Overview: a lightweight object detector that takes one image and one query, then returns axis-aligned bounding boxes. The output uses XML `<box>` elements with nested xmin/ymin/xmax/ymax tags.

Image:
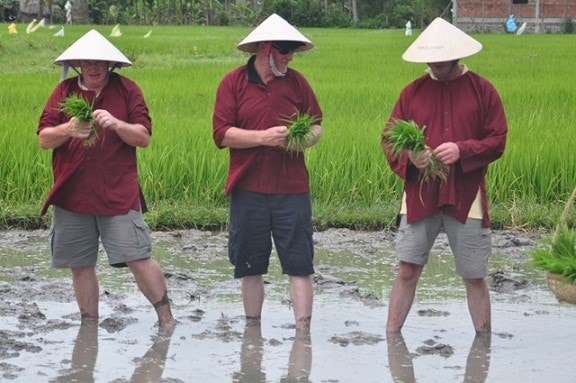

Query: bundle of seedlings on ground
<box><xmin>531</xmin><ymin>225</ymin><xmax>576</xmax><ymax>283</ymax></box>
<box><xmin>59</xmin><ymin>93</ymin><xmax>97</xmax><ymax>146</ymax></box>
<box><xmin>384</xmin><ymin>119</ymin><xmax>448</xmax><ymax>183</ymax></box>
<box><xmin>530</xmin><ymin>185</ymin><xmax>576</xmax><ymax>284</ymax></box>
<box><xmin>283</xmin><ymin>111</ymin><xmax>319</xmax><ymax>153</ymax></box>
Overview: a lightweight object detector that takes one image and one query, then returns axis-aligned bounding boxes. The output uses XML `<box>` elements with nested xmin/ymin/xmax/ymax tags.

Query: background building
<box><xmin>453</xmin><ymin>0</ymin><xmax>575</xmax><ymax>33</ymax></box>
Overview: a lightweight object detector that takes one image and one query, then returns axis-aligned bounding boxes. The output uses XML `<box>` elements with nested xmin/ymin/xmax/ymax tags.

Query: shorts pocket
<box><xmin>132</xmin><ymin>218</ymin><xmax>152</xmax><ymax>250</ymax></box>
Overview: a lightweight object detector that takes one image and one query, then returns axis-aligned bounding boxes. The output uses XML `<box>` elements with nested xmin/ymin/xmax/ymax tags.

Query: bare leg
<box><xmin>464</xmin><ymin>277</ymin><xmax>491</xmax><ymax>334</ymax></box>
<box><xmin>72</xmin><ymin>266</ymin><xmax>99</xmax><ymax>322</ymax></box>
<box><xmin>127</xmin><ymin>258</ymin><xmax>176</xmax><ymax>329</ymax></box>
<box><xmin>289</xmin><ymin>275</ymin><xmax>313</xmax><ymax>330</ymax></box>
<box><xmin>386</xmin><ymin>262</ymin><xmax>424</xmax><ymax>333</ymax></box>
<box><xmin>242</xmin><ymin>275</ymin><xmax>265</xmax><ymax>320</ymax></box>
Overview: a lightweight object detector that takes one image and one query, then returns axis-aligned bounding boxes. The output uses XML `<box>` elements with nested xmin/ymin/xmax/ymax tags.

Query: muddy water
<box><xmin>0</xmin><ymin>229</ymin><xmax>574</xmax><ymax>382</ymax></box>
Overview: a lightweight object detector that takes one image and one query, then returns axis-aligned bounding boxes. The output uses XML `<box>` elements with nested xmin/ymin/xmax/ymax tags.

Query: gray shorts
<box><xmin>50</xmin><ymin>206</ymin><xmax>152</xmax><ymax>269</ymax></box>
<box><xmin>396</xmin><ymin>214</ymin><xmax>492</xmax><ymax>279</ymax></box>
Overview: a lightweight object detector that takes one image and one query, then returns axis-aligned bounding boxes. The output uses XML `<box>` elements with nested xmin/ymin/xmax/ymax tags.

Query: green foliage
<box><xmin>8</xmin><ymin>0</ymin><xmax>450</xmax><ymax>28</ymax></box>
<box><xmin>531</xmin><ymin>226</ymin><xmax>576</xmax><ymax>282</ymax></box>
<box><xmin>562</xmin><ymin>17</ymin><xmax>574</xmax><ymax>34</ymax></box>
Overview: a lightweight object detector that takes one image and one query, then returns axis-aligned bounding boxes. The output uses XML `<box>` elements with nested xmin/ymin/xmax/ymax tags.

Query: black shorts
<box><xmin>228</xmin><ymin>190</ymin><xmax>314</xmax><ymax>278</ymax></box>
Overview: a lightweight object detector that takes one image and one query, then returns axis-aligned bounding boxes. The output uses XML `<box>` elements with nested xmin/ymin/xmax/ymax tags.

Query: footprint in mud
<box><xmin>417</xmin><ymin>308</ymin><xmax>450</xmax><ymax>317</ymax></box>
<box><xmin>330</xmin><ymin>331</ymin><xmax>385</xmax><ymax>347</ymax></box>
<box><xmin>99</xmin><ymin>317</ymin><xmax>138</xmax><ymax>333</ymax></box>
<box><xmin>416</xmin><ymin>339</ymin><xmax>454</xmax><ymax>358</ymax></box>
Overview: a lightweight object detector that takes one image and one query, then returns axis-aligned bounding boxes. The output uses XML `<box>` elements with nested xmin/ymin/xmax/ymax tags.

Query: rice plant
<box><xmin>59</xmin><ymin>93</ymin><xmax>97</xmax><ymax>146</ymax></box>
<box><xmin>282</xmin><ymin>111</ymin><xmax>319</xmax><ymax>153</ymax></box>
<box><xmin>383</xmin><ymin>119</ymin><xmax>448</xmax><ymax>183</ymax></box>
<box><xmin>2</xmin><ymin>26</ymin><xmax>576</xmax><ymax>229</ymax></box>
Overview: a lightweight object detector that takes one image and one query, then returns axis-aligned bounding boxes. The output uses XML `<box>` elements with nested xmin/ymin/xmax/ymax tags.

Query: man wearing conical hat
<box><xmin>37</xmin><ymin>30</ymin><xmax>176</xmax><ymax>329</ymax></box>
<box><xmin>382</xmin><ymin>18</ymin><xmax>508</xmax><ymax>334</ymax></box>
<box><xmin>213</xmin><ymin>14</ymin><xmax>323</xmax><ymax>330</ymax></box>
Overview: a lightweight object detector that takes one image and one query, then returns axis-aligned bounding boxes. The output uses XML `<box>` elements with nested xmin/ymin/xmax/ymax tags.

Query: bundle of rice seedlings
<box><xmin>59</xmin><ymin>93</ymin><xmax>97</xmax><ymax>146</ymax></box>
<box><xmin>383</xmin><ymin>119</ymin><xmax>448</xmax><ymax>183</ymax></box>
<box><xmin>531</xmin><ymin>225</ymin><xmax>576</xmax><ymax>283</ymax></box>
<box><xmin>530</xmin><ymin>185</ymin><xmax>576</xmax><ymax>284</ymax></box>
<box><xmin>283</xmin><ymin>111</ymin><xmax>319</xmax><ymax>153</ymax></box>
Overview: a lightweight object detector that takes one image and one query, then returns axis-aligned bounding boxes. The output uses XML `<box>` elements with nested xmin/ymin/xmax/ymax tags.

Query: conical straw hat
<box><xmin>54</xmin><ymin>29</ymin><xmax>131</xmax><ymax>67</ymax></box>
<box><xmin>402</xmin><ymin>17</ymin><xmax>482</xmax><ymax>63</ymax></box>
<box><xmin>237</xmin><ymin>13</ymin><xmax>314</xmax><ymax>53</ymax></box>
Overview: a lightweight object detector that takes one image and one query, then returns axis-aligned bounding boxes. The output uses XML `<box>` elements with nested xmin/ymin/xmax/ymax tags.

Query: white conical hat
<box><xmin>54</xmin><ymin>29</ymin><xmax>131</xmax><ymax>67</ymax></box>
<box><xmin>237</xmin><ymin>13</ymin><xmax>314</xmax><ymax>53</ymax></box>
<box><xmin>402</xmin><ymin>17</ymin><xmax>482</xmax><ymax>63</ymax></box>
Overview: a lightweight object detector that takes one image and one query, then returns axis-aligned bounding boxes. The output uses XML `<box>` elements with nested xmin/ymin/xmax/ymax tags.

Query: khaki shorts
<box><xmin>396</xmin><ymin>214</ymin><xmax>492</xmax><ymax>279</ymax></box>
<box><xmin>50</xmin><ymin>206</ymin><xmax>152</xmax><ymax>268</ymax></box>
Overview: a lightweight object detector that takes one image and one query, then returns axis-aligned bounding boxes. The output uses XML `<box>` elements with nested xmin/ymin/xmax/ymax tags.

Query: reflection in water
<box><xmin>387</xmin><ymin>333</ymin><xmax>491</xmax><ymax>383</ymax></box>
<box><xmin>463</xmin><ymin>334</ymin><xmax>491</xmax><ymax>383</ymax></box>
<box><xmin>130</xmin><ymin>326</ymin><xmax>175</xmax><ymax>382</ymax></box>
<box><xmin>281</xmin><ymin>330</ymin><xmax>313</xmax><ymax>383</ymax></box>
<box><xmin>51</xmin><ymin>322</ymin><xmax>98</xmax><ymax>383</ymax></box>
<box><xmin>233</xmin><ymin>322</ymin><xmax>266</xmax><ymax>383</ymax></box>
<box><xmin>233</xmin><ymin>323</ymin><xmax>313</xmax><ymax>383</ymax></box>
<box><xmin>52</xmin><ymin>323</ymin><xmax>174</xmax><ymax>382</ymax></box>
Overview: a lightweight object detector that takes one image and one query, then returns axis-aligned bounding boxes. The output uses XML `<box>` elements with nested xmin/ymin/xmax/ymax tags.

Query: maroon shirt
<box><xmin>384</xmin><ymin>70</ymin><xmax>507</xmax><ymax>227</ymax></box>
<box><xmin>213</xmin><ymin>56</ymin><xmax>323</xmax><ymax>196</ymax></box>
<box><xmin>37</xmin><ymin>72</ymin><xmax>152</xmax><ymax>216</ymax></box>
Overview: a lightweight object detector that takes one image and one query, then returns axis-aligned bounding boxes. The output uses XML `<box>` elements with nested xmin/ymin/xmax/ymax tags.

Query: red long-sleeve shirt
<box><xmin>37</xmin><ymin>73</ymin><xmax>151</xmax><ymax>216</ymax></box>
<box><xmin>213</xmin><ymin>56</ymin><xmax>323</xmax><ymax>196</ymax></box>
<box><xmin>384</xmin><ymin>69</ymin><xmax>507</xmax><ymax>227</ymax></box>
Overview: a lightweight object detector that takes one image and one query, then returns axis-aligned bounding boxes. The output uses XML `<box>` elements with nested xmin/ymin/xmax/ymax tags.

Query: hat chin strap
<box><xmin>269</xmin><ymin>55</ymin><xmax>286</xmax><ymax>77</ymax></box>
<box><xmin>60</xmin><ymin>62</ymin><xmax>71</xmax><ymax>82</ymax></box>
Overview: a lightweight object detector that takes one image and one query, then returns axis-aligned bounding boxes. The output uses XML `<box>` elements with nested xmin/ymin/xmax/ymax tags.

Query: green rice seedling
<box><xmin>530</xmin><ymin>185</ymin><xmax>576</xmax><ymax>283</ymax></box>
<box><xmin>283</xmin><ymin>111</ymin><xmax>319</xmax><ymax>153</ymax></box>
<box><xmin>59</xmin><ymin>93</ymin><xmax>97</xmax><ymax>146</ymax></box>
<box><xmin>384</xmin><ymin>119</ymin><xmax>448</xmax><ymax>183</ymax></box>
<box><xmin>531</xmin><ymin>225</ymin><xmax>576</xmax><ymax>283</ymax></box>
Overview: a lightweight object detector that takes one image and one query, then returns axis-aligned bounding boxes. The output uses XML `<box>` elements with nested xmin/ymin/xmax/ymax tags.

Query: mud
<box><xmin>0</xmin><ymin>228</ymin><xmax>573</xmax><ymax>382</ymax></box>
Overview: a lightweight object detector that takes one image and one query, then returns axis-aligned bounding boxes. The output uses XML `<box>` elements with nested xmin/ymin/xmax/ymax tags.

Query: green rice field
<box><xmin>1</xmin><ymin>23</ymin><xmax>575</xmax><ymax>230</ymax></box>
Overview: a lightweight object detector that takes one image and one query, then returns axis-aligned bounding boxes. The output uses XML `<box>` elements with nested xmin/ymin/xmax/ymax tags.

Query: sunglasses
<box><xmin>79</xmin><ymin>61</ymin><xmax>110</xmax><ymax>68</ymax></box>
<box><xmin>272</xmin><ymin>44</ymin><xmax>296</xmax><ymax>55</ymax></box>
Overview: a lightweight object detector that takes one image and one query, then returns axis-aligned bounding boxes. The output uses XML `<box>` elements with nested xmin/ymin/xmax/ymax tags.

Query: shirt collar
<box><xmin>246</xmin><ymin>55</ymin><xmax>263</xmax><ymax>84</ymax></box>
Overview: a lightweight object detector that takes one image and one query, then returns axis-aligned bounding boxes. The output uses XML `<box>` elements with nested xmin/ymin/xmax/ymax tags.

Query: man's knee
<box><xmin>397</xmin><ymin>262</ymin><xmax>423</xmax><ymax>281</ymax></box>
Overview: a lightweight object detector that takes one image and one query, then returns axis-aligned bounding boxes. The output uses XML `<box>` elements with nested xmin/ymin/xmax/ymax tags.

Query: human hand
<box><xmin>93</xmin><ymin>109</ymin><xmax>119</xmax><ymax>131</ymax></box>
<box><xmin>408</xmin><ymin>149</ymin><xmax>431</xmax><ymax>169</ymax></box>
<box><xmin>67</xmin><ymin>117</ymin><xmax>92</xmax><ymax>139</ymax></box>
<box><xmin>262</xmin><ymin>125</ymin><xmax>289</xmax><ymax>147</ymax></box>
<box><xmin>434</xmin><ymin>142</ymin><xmax>460</xmax><ymax>165</ymax></box>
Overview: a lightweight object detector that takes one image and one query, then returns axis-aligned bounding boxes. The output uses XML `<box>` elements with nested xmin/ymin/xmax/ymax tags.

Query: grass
<box><xmin>1</xmin><ymin>24</ymin><xmax>576</xmax><ymax>230</ymax></box>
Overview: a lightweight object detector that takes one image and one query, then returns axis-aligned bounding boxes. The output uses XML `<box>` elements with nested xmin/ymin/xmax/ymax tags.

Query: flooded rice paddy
<box><xmin>0</xmin><ymin>228</ymin><xmax>574</xmax><ymax>382</ymax></box>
